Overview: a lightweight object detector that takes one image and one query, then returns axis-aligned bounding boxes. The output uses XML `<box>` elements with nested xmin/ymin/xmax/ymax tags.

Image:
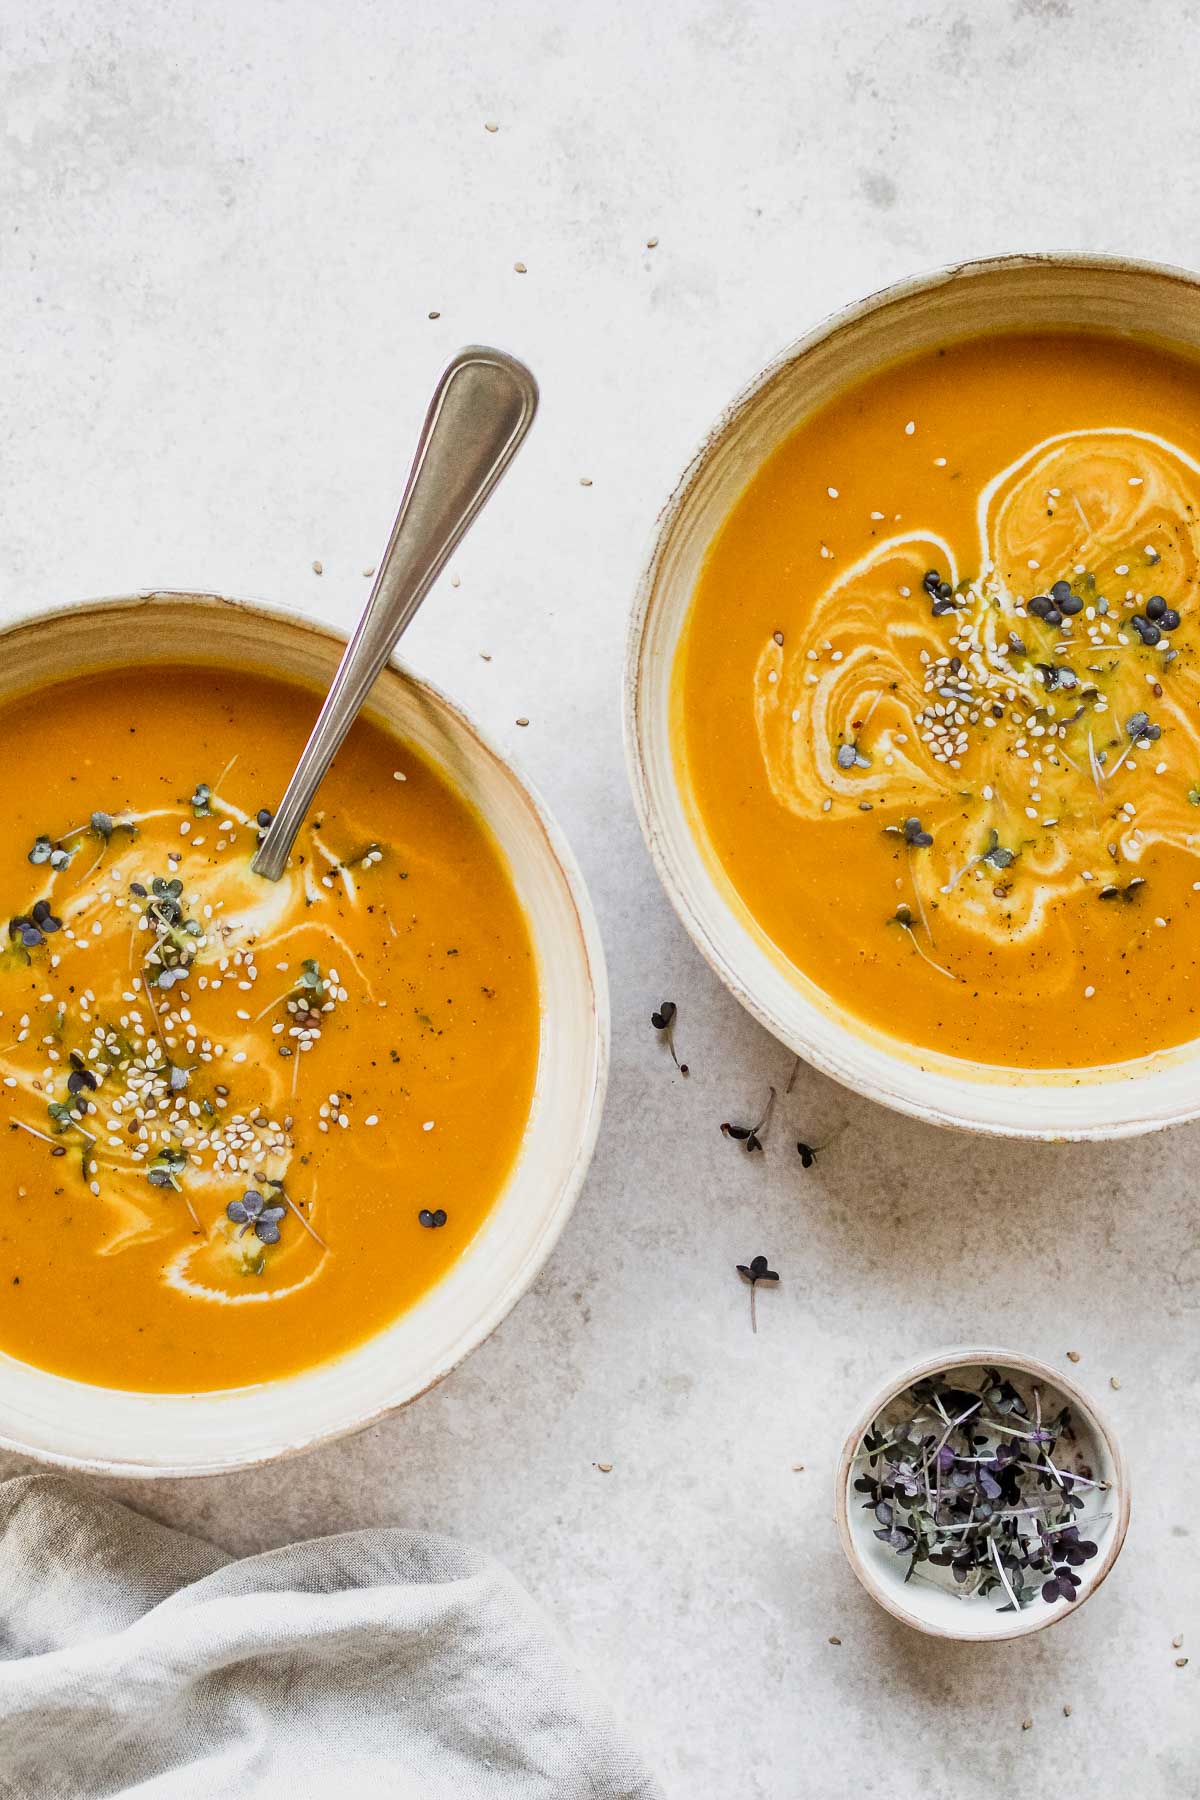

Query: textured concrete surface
<box><xmin>1</xmin><ymin>3</ymin><xmax>1197</xmax><ymax>1795</ymax></box>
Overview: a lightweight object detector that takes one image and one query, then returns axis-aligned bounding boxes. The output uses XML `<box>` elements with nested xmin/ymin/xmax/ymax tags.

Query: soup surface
<box><xmin>0</xmin><ymin>664</ymin><xmax>538</xmax><ymax>1390</ymax></box>
<box><xmin>678</xmin><ymin>330</ymin><xmax>1200</xmax><ymax>1068</ymax></box>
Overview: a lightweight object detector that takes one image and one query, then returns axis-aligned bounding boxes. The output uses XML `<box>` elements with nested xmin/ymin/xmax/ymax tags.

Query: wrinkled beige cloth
<box><xmin>0</xmin><ymin>1474</ymin><xmax>662</xmax><ymax>1800</ymax></box>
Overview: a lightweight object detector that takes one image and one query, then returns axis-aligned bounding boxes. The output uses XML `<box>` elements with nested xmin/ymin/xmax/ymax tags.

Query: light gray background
<box><xmin>0</xmin><ymin>3</ymin><xmax>1196</xmax><ymax>1795</ymax></box>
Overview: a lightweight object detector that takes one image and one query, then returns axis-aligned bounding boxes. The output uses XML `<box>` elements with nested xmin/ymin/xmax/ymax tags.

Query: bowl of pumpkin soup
<box><xmin>628</xmin><ymin>253</ymin><xmax>1200</xmax><ymax>1137</ymax></box>
<box><xmin>0</xmin><ymin>592</ymin><xmax>606</xmax><ymax>1474</ymax></box>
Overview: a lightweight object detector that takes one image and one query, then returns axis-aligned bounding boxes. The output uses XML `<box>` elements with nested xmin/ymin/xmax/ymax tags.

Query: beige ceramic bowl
<box><xmin>0</xmin><ymin>593</ymin><xmax>607</xmax><ymax>1477</ymax></box>
<box><xmin>834</xmin><ymin>1347</ymin><xmax>1130</xmax><ymax>1642</ymax></box>
<box><xmin>626</xmin><ymin>252</ymin><xmax>1200</xmax><ymax>1139</ymax></box>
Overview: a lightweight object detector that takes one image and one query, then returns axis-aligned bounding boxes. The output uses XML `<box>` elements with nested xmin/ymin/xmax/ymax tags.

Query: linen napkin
<box><xmin>0</xmin><ymin>1473</ymin><xmax>662</xmax><ymax>1800</ymax></box>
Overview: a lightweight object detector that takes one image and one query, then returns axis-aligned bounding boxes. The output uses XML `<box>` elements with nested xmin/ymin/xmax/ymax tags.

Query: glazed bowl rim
<box><xmin>0</xmin><ymin>588</ymin><xmax>609</xmax><ymax>1477</ymax></box>
<box><xmin>623</xmin><ymin>249</ymin><xmax>1200</xmax><ymax>1140</ymax></box>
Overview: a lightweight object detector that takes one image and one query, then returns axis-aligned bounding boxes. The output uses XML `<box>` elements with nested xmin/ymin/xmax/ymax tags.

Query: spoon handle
<box><xmin>252</xmin><ymin>345</ymin><xmax>538</xmax><ymax>880</ymax></box>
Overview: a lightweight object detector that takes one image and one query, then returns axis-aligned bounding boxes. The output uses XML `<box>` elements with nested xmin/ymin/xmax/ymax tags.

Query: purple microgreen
<box><xmin>147</xmin><ymin>1147</ymin><xmax>187</xmax><ymax>1192</ymax></box>
<box><xmin>735</xmin><ymin>1254</ymin><xmax>779</xmax><ymax>1333</ymax></box>
<box><xmin>7</xmin><ymin>900</ymin><xmax>64</xmax><ymax>955</ymax></box>
<box><xmin>796</xmin><ymin>1118</ymin><xmax>844</xmax><ymax>1169</ymax></box>
<box><xmin>227</xmin><ymin>1188</ymin><xmax>285</xmax><ymax>1244</ymax></box>
<box><xmin>1125</xmin><ymin>710</ymin><xmax>1161</xmax><ymax>744</ymax></box>
<box><xmin>923</xmin><ymin>567</ymin><xmax>961</xmax><ymax>617</ymax></box>
<box><xmin>137</xmin><ymin>876</ymin><xmax>204</xmax><ymax>988</ymax></box>
<box><xmin>147</xmin><ymin>1146</ymin><xmax>200</xmax><ymax>1229</ymax></box>
<box><xmin>889</xmin><ymin>906</ymin><xmax>957</xmax><ymax>982</ymax></box>
<box><xmin>981</xmin><ymin>829</ymin><xmax>1016</xmax><ymax>871</ymax></box>
<box><xmin>721</xmin><ymin>1086</ymin><xmax>776</xmax><ymax>1154</ymax></box>
<box><xmin>650</xmin><ymin>1000</ymin><xmax>687</xmax><ymax>1075</ymax></box>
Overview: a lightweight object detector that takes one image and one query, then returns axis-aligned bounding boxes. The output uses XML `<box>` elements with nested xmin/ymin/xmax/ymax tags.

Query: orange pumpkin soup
<box><xmin>0</xmin><ymin>665</ymin><xmax>538</xmax><ymax>1390</ymax></box>
<box><xmin>678</xmin><ymin>330</ymin><xmax>1200</xmax><ymax>1068</ymax></box>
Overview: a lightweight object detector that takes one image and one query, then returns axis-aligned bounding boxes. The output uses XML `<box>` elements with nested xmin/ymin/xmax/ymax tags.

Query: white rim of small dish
<box><xmin>833</xmin><ymin>1345</ymin><xmax>1131</xmax><ymax>1641</ymax></box>
<box><xmin>624</xmin><ymin>250</ymin><xmax>1200</xmax><ymax>1139</ymax></box>
<box><xmin>0</xmin><ymin>591</ymin><xmax>609</xmax><ymax>1477</ymax></box>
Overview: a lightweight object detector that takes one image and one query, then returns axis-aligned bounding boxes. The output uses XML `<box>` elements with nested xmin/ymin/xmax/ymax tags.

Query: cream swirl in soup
<box><xmin>679</xmin><ymin>331</ymin><xmax>1200</xmax><ymax>1067</ymax></box>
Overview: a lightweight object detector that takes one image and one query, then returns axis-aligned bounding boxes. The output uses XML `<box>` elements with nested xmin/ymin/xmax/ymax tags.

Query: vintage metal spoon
<box><xmin>252</xmin><ymin>345</ymin><xmax>538</xmax><ymax>881</ymax></box>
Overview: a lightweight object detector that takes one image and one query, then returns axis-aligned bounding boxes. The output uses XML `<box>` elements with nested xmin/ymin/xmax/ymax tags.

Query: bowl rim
<box><xmin>623</xmin><ymin>249</ymin><xmax>1200</xmax><ymax>1140</ymax></box>
<box><xmin>0</xmin><ymin>588</ymin><xmax>610</xmax><ymax>1478</ymax></box>
<box><xmin>832</xmin><ymin>1344</ymin><xmax>1131</xmax><ymax>1641</ymax></box>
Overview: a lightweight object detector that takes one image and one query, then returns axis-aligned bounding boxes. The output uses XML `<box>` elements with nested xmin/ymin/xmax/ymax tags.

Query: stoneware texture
<box><xmin>0</xmin><ymin>3</ymin><xmax>1196</xmax><ymax>1797</ymax></box>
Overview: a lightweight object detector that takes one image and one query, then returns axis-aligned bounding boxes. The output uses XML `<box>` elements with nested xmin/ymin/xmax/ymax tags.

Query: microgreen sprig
<box><xmin>721</xmin><ymin>1087</ymin><xmax>775</xmax><ymax>1154</ymax></box>
<box><xmin>650</xmin><ymin>1000</ymin><xmax>688</xmax><ymax>1075</ymax></box>
<box><xmin>735</xmin><ymin>1255</ymin><xmax>779</xmax><ymax>1334</ymax></box>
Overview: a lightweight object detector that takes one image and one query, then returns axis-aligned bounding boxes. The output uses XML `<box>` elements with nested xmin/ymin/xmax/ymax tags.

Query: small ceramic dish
<box><xmin>0</xmin><ymin>592</ymin><xmax>608</xmax><ymax>1477</ymax></box>
<box><xmin>834</xmin><ymin>1346</ymin><xmax>1130</xmax><ymax>1641</ymax></box>
<box><xmin>625</xmin><ymin>252</ymin><xmax>1200</xmax><ymax>1138</ymax></box>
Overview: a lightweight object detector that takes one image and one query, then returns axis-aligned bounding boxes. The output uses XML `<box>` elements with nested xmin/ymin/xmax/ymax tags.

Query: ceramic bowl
<box><xmin>0</xmin><ymin>592</ymin><xmax>608</xmax><ymax>1477</ymax></box>
<box><xmin>834</xmin><ymin>1347</ymin><xmax>1130</xmax><ymax>1641</ymax></box>
<box><xmin>625</xmin><ymin>251</ymin><xmax>1200</xmax><ymax>1138</ymax></box>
